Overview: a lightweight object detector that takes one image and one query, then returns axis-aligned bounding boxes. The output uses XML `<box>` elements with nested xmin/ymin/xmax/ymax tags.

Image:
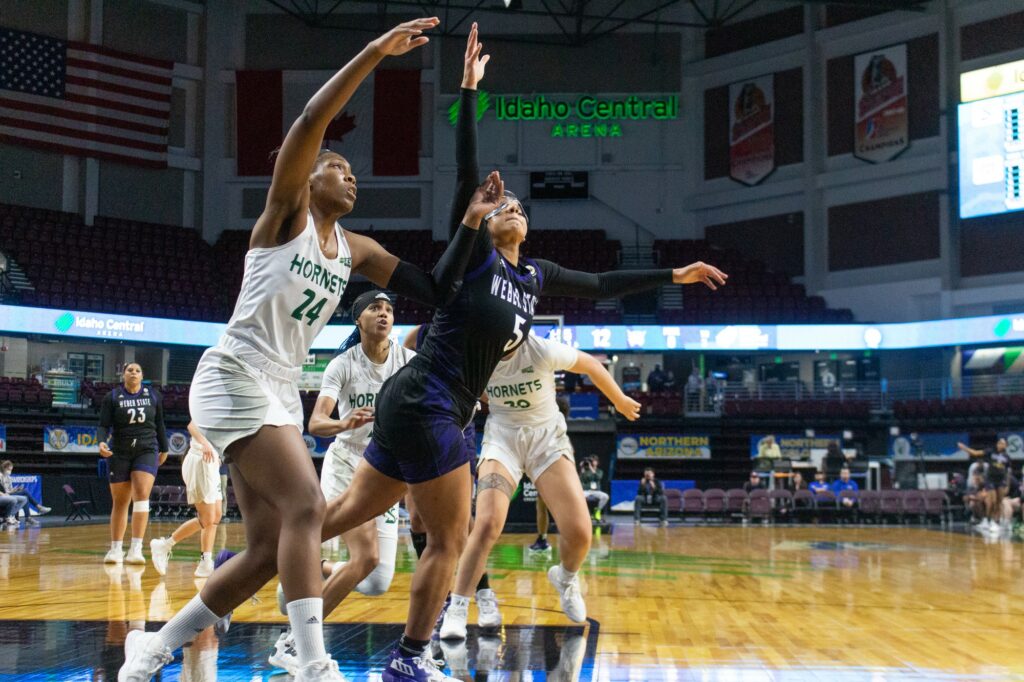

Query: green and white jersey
<box><xmin>485</xmin><ymin>333</ymin><xmax>578</xmax><ymax>427</ymax></box>
<box><xmin>320</xmin><ymin>340</ymin><xmax>416</xmax><ymax>453</ymax></box>
<box><xmin>223</xmin><ymin>213</ymin><xmax>351</xmax><ymax>369</ymax></box>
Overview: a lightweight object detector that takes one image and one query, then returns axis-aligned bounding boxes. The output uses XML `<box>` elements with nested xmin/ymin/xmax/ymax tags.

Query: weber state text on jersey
<box><xmin>99</xmin><ymin>385</ymin><xmax>168</xmax><ymax>449</ymax></box>
<box><xmin>412</xmin><ymin>227</ymin><xmax>541</xmax><ymax>403</ymax></box>
<box><xmin>485</xmin><ymin>334</ymin><xmax>578</xmax><ymax>427</ymax></box>
<box><xmin>320</xmin><ymin>340</ymin><xmax>416</xmax><ymax>453</ymax></box>
<box><xmin>223</xmin><ymin>213</ymin><xmax>352</xmax><ymax>369</ymax></box>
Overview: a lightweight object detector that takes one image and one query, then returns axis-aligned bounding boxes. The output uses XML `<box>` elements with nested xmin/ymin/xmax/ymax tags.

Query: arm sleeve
<box><xmin>97</xmin><ymin>392</ymin><xmax>113</xmax><ymax>442</ymax></box>
<box><xmin>386</xmin><ymin>223</ymin><xmax>481</xmax><ymax>307</ymax></box>
<box><xmin>534</xmin><ymin>259</ymin><xmax>674</xmax><ymax>300</ymax></box>
<box><xmin>154</xmin><ymin>393</ymin><xmax>168</xmax><ymax>452</ymax></box>
<box><xmin>319</xmin><ymin>357</ymin><xmax>348</xmax><ymax>402</ymax></box>
<box><xmin>449</xmin><ymin>88</ymin><xmax>480</xmax><ymax>241</ymax></box>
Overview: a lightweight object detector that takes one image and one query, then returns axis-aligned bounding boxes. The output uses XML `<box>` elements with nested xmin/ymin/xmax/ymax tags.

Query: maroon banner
<box><xmin>372</xmin><ymin>69</ymin><xmax>421</xmax><ymax>176</ymax></box>
<box><xmin>854</xmin><ymin>44</ymin><xmax>908</xmax><ymax>163</ymax></box>
<box><xmin>729</xmin><ymin>75</ymin><xmax>775</xmax><ymax>186</ymax></box>
<box><xmin>236</xmin><ymin>70</ymin><xmax>283</xmax><ymax>176</ymax></box>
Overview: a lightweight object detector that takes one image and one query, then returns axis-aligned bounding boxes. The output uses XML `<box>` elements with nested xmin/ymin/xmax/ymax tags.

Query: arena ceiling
<box><xmin>262</xmin><ymin>0</ymin><xmax>931</xmax><ymax>45</ymax></box>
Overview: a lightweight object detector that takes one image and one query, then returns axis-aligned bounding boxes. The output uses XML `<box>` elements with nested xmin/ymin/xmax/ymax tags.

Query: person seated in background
<box><xmin>634</xmin><ymin>467</ymin><xmax>668</xmax><ymax>527</ymax></box>
<box><xmin>809</xmin><ymin>470</ymin><xmax>830</xmax><ymax>496</ymax></box>
<box><xmin>647</xmin><ymin>364</ymin><xmax>667</xmax><ymax>392</ymax></box>
<box><xmin>757</xmin><ymin>435</ymin><xmax>782</xmax><ymax>461</ymax></box>
<box><xmin>824</xmin><ymin>441</ymin><xmax>846</xmax><ymax>477</ymax></box>
<box><xmin>579</xmin><ymin>455</ymin><xmax>609</xmax><ymax>521</ymax></box>
<box><xmin>743</xmin><ymin>471</ymin><xmax>764</xmax><ymax>493</ymax></box>
<box><xmin>0</xmin><ymin>461</ymin><xmax>49</xmax><ymax>518</ymax></box>
<box><xmin>831</xmin><ymin>467</ymin><xmax>859</xmax><ymax>508</ymax></box>
<box><xmin>1000</xmin><ymin>471</ymin><xmax>1022</xmax><ymax>531</ymax></box>
<box><xmin>788</xmin><ymin>471</ymin><xmax>807</xmax><ymax>492</ymax></box>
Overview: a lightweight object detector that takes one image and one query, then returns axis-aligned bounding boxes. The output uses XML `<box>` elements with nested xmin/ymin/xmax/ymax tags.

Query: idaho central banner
<box><xmin>729</xmin><ymin>75</ymin><xmax>775</xmax><ymax>186</ymax></box>
<box><xmin>854</xmin><ymin>44</ymin><xmax>908</xmax><ymax>163</ymax></box>
<box><xmin>617</xmin><ymin>434</ymin><xmax>711</xmax><ymax>460</ymax></box>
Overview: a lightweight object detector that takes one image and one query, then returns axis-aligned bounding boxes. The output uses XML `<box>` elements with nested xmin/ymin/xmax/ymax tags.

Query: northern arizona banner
<box><xmin>0</xmin><ymin>425</ymin><xmax>5</xmax><ymax>453</ymax></box>
<box><xmin>44</xmin><ymin>425</ymin><xmax>99</xmax><ymax>453</ymax></box>
<box><xmin>729</xmin><ymin>75</ymin><xmax>775</xmax><ymax>186</ymax></box>
<box><xmin>749</xmin><ymin>434</ymin><xmax>841</xmax><ymax>460</ymax></box>
<box><xmin>854</xmin><ymin>43</ymin><xmax>908</xmax><ymax>163</ymax></box>
<box><xmin>617</xmin><ymin>434</ymin><xmax>711</xmax><ymax>460</ymax></box>
<box><xmin>889</xmin><ymin>432</ymin><xmax>969</xmax><ymax>461</ymax></box>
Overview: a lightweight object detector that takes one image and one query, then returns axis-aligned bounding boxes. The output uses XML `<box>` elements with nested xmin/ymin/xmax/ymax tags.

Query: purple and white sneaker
<box><xmin>381</xmin><ymin>648</ymin><xmax>458</xmax><ymax>681</ymax></box>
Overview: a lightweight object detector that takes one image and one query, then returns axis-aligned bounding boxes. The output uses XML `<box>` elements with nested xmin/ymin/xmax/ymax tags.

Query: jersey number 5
<box><xmin>503</xmin><ymin>315</ymin><xmax>527</xmax><ymax>352</ymax></box>
<box><xmin>291</xmin><ymin>288</ymin><xmax>328</xmax><ymax>327</ymax></box>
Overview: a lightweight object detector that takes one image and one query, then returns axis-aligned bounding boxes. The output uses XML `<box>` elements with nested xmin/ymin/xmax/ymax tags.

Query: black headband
<box><xmin>351</xmin><ymin>290</ymin><xmax>394</xmax><ymax>322</ymax></box>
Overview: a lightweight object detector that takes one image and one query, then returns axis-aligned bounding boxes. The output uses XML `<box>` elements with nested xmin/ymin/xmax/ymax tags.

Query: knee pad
<box><xmin>355</xmin><ymin>562</ymin><xmax>395</xmax><ymax>597</ymax></box>
<box><xmin>132</xmin><ymin>500</ymin><xmax>150</xmax><ymax>513</ymax></box>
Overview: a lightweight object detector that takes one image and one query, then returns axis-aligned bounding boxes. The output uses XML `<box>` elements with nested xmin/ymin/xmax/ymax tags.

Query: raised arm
<box><xmin>447</xmin><ymin>23</ymin><xmax>489</xmax><ymax>241</ymax></box>
<box><xmin>252</xmin><ymin>18</ymin><xmax>439</xmax><ymax>248</ymax></box>
<box><xmin>534</xmin><ymin>259</ymin><xmax>728</xmax><ymax>300</ymax></box>
<box><xmin>958</xmin><ymin>442</ymin><xmax>984</xmax><ymax>458</ymax></box>
<box><xmin>569</xmin><ymin>350</ymin><xmax>640</xmax><ymax>421</ymax></box>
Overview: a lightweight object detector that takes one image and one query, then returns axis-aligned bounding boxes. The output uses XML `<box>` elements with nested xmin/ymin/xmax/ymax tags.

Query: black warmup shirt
<box><xmin>98</xmin><ymin>384</ymin><xmax>169</xmax><ymax>452</ymax></box>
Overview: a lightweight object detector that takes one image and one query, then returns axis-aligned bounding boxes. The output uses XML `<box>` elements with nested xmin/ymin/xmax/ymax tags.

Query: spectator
<box><xmin>809</xmin><ymin>471</ymin><xmax>830</xmax><ymax>496</ymax></box>
<box><xmin>684</xmin><ymin>368</ymin><xmax>702</xmax><ymax>410</ymax></box>
<box><xmin>831</xmin><ymin>467</ymin><xmax>859</xmax><ymax>508</ymax></box>
<box><xmin>788</xmin><ymin>471</ymin><xmax>807</xmax><ymax>492</ymax></box>
<box><xmin>963</xmin><ymin>470</ymin><xmax>986</xmax><ymax>523</ymax></box>
<box><xmin>634</xmin><ymin>467</ymin><xmax>668</xmax><ymax>527</ymax></box>
<box><xmin>579</xmin><ymin>455</ymin><xmax>609</xmax><ymax>520</ymax></box>
<box><xmin>743</xmin><ymin>471</ymin><xmax>764</xmax><ymax>493</ymax></box>
<box><xmin>663</xmin><ymin>370</ymin><xmax>677</xmax><ymax>392</ymax></box>
<box><xmin>0</xmin><ymin>461</ymin><xmax>48</xmax><ymax>521</ymax></box>
<box><xmin>757</xmin><ymin>435</ymin><xmax>782</xmax><ymax>461</ymax></box>
<box><xmin>1000</xmin><ymin>472</ymin><xmax>1021</xmax><ymax>530</ymax></box>
<box><xmin>824</xmin><ymin>441</ymin><xmax>846</xmax><ymax>477</ymax></box>
<box><xmin>647</xmin><ymin>364</ymin><xmax>667</xmax><ymax>392</ymax></box>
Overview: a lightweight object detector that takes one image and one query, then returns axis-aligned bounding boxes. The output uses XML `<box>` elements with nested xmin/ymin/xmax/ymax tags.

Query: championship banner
<box><xmin>617</xmin><ymin>434</ymin><xmax>711</xmax><ymax>460</ymax></box>
<box><xmin>166</xmin><ymin>429</ymin><xmax>190</xmax><ymax>456</ymax></box>
<box><xmin>749</xmin><ymin>434</ymin><xmax>841</xmax><ymax>460</ymax></box>
<box><xmin>889</xmin><ymin>432</ymin><xmax>968</xmax><ymax>461</ymax></box>
<box><xmin>0</xmin><ymin>425</ymin><xmax>5</xmax><ymax>453</ymax></box>
<box><xmin>854</xmin><ymin>44</ymin><xmax>909</xmax><ymax>163</ymax></box>
<box><xmin>729</xmin><ymin>75</ymin><xmax>775</xmax><ymax>186</ymax></box>
<box><xmin>43</xmin><ymin>425</ymin><xmax>99</xmax><ymax>453</ymax></box>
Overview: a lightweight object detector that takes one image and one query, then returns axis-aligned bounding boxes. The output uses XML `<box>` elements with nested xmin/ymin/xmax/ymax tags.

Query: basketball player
<box><xmin>440</xmin><ymin>333</ymin><xmax>639</xmax><ymax>639</ymax></box>
<box><xmin>266</xmin><ymin>290</ymin><xmax>413</xmax><ymax>676</ymax></box>
<box><xmin>959</xmin><ymin>438</ymin><xmax>1012</xmax><ymax>535</ymax></box>
<box><xmin>99</xmin><ymin>362</ymin><xmax>167</xmax><ymax>566</ymax></box>
<box><xmin>118</xmin><ymin>18</ymin><xmax>506</xmax><ymax>682</ymax></box>
<box><xmin>316</xmin><ymin>24</ymin><xmax>725</xmax><ymax>682</ymax></box>
<box><xmin>402</xmin><ymin>324</ymin><xmax>500</xmax><ymax>635</ymax></box>
<box><xmin>149</xmin><ymin>421</ymin><xmax>223</xmax><ymax>578</ymax></box>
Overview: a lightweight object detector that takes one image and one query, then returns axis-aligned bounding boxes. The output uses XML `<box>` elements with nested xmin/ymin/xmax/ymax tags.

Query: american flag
<box><xmin>0</xmin><ymin>27</ymin><xmax>172</xmax><ymax>168</ymax></box>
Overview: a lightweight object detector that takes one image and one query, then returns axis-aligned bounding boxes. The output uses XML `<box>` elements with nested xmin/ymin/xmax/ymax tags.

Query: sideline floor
<box><xmin>0</xmin><ymin>520</ymin><xmax>1021</xmax><ymax>680</ymax></box>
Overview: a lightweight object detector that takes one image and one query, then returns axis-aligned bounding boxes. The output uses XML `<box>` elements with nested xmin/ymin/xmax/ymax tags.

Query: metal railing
<box><xmin>689</xmin><ymin>374</ymin><xmax>1024</xmax><ymax>413</ymax></box>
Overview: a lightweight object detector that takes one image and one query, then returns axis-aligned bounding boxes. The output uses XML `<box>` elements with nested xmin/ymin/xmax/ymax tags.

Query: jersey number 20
<box><xmin>292</xmin><ymin>288</ymin><xmax>328</xmax><ymax>327</ymax></box>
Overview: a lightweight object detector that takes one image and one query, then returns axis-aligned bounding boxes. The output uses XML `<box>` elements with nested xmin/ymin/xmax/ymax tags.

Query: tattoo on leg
<box><xmin>477</xmin><ymin>473</ymin><xmax>514</xmax><ymax>498</ymax></box>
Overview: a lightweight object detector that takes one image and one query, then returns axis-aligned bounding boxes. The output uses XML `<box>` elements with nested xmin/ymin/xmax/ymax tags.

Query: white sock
<box><xmin>286</xmin><ymin>598</ymin><xmax>327</xmax><ymax>665</ymax></box>
<box><xmin>111</xmin><ymin>540</ymin><xmax>123</xmax><ymax>552</ymax></box>
<box><xmin>559</xmin><ymin>565</ymin><xmax>577</xmax><ymax>581</ymax></box>
<box><xmin>130</xmin><ymin>538</ymin><xmax>143</xmax><ymax>552</ymax></box>
<box><xmin>166</xmin><ymin>537</ymin><xmax>177</xmax><ymax>547</ymax></box>
<box><xmin>201</xmin><ymin>552</ymin><xmax>212</xmax><ymax>562</ymax></box>
<box><xmin>451</xmin><ymin>593</ymin><xmax>471</xmax><ymax>609</ymax></box>
<box><xmin>157</xmin><ymin>594</ymin><xmax>220</xmax><ymax>652</ymax></box>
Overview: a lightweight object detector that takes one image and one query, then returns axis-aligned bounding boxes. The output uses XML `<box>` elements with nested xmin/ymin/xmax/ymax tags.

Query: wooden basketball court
<box><xmin>1</xmin><ymin>520</ymin><xmax>1021</xmax><ymax>680</ymax></box>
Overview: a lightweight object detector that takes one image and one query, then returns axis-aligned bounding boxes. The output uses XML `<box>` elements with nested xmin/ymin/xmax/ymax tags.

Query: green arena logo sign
<box><xmin>55</xmin><ymin>312</ymin><xmax>75</xmax><ymax>333</ymax></box>
<box><xmin>449</xmin><ymin>91</ymin><xmax>678</xmax><ymax>139</ymax></box>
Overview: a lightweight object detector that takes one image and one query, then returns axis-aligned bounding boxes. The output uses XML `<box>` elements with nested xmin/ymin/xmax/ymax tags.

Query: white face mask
<box><xmin>484</xmin><ymin>190</ymin><xmax>528</xmax><ymax>225</ymax></box>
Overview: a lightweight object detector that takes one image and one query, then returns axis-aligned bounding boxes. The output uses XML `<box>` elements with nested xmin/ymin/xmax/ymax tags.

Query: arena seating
<box><xmin>0</xmin><ymin>377</ymin><xmax>53</xmax><ymax>410</ymax></box>
<box><xmin>894</xmin><ymin>395</ymin><xmax>1024</xmax><ymax>424</ymax></box>
<box><xmin>1</xmin><ymin>202</ymin><xmax>854</xmax><ymax>326</ymax></box>
<box><xmin>654</xmin><ymin>239</ymin><xmax>854</xmax><ymax>323</ymax></box>
<box><xmin>723</xmin><ymin>399</ymin><xmax>872</xmax><ymax>419</ymax></box>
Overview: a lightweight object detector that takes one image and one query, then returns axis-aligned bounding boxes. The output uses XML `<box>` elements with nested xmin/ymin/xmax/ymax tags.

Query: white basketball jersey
<box><xmin>320</xmin><ymin>340</ymin><xmax>416</xmax><ymax>452</ymax></box>
<box><xmin>485</xmin><ymin>333</ymin><xmax>577</xmax><ymax>427</ymax></box>
<box><xmin>223</xmin><ymin>213</ymin><xmax>352</xmax><ymax>369</ymax></box>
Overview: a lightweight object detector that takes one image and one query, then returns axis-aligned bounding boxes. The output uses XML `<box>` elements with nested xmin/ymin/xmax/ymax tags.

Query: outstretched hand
<box><xmin>370</xmin><ymin>17</ymin><xmax>440</xmax><ymax>57</ymax></box>
<box><xmin>614</xmin><ymin>395</ymin><xmax>642</xmax><ymax>422</ymax></box>
<box><xmin>462</xmin><ymin>22</ymin><xmax>490</xmax><ymax>89</ymax></box>
<box><xmin>464</xmin><ymin>171</ymin><xmax>505</xmax><ymax>228</ymax></box>
<box><xmin>672</xmin><ymin>262</ymin><xmax>729</xmax><ymax>290</ymax></box>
